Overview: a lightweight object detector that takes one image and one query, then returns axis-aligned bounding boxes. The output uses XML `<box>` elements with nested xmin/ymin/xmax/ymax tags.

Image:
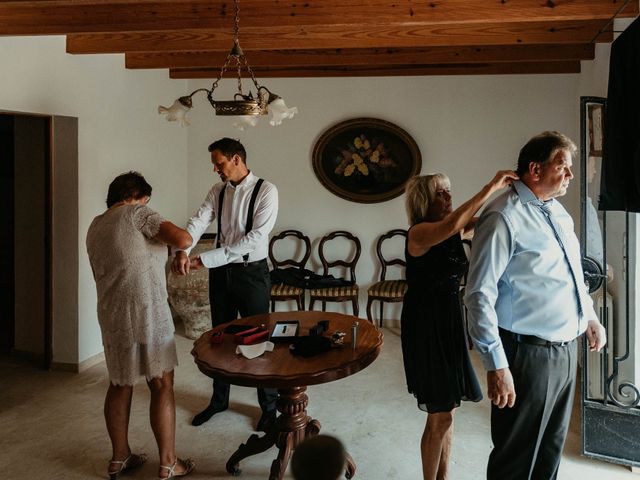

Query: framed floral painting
<box><xmin>312</xmin><ymin>118</ymin><xmax>422</xmax><ymax>203</ymax></box>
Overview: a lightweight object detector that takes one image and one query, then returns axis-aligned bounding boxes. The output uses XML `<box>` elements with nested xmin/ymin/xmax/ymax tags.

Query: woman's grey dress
<box><xmin>86</xmin><ymin>204</ymin><xmax>178</xmax><ymax>385</ymax></box>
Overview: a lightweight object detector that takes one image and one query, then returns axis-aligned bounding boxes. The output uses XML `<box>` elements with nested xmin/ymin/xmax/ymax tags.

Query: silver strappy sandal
<box><xmin>158</xmin><ymin>458</ymin><xmax>195</xmax><ymax>479</ymax></box>
<box><xmin>107</xmin><ymin>453</ymin><xmax>147</xmax><ymax>479</ymax></box>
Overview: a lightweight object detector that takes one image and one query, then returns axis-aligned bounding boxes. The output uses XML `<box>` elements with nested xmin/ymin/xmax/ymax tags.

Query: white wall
<box><xmin>185</xmin><ymin>74</ymin><xmax>581</xmax><ymax>319</ymax></box>
<box><xmin>0</xmin><ymin>36</ymin><xmax>189</xmax><ymax>364</ymax></box>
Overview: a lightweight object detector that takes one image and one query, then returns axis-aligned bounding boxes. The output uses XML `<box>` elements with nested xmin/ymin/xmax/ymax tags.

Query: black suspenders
<box><xmin>216</xmin><ymin>178</ymin><xmax>265</xmax><ymax>265</ymax></box>
<box><xmin>245</xmin><ymin>178</ymin><xmax>264</xmax><ymax>232</ymax></box>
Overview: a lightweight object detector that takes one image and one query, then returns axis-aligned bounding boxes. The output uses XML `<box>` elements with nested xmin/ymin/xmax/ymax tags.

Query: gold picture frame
<box><xmin>312</xmin><ymin>118</ymin><xmax>422</xmax><ymax>203</ymax></box>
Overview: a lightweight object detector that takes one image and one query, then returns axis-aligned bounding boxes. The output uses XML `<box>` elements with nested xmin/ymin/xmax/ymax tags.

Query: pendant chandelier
<box><xmin>158</xmin><ymin>0</ymin><xmax>297</xmax><ymax>130</ymax></box>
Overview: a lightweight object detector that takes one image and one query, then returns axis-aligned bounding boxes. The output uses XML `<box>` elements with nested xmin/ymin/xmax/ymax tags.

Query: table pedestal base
<box><xmin>225</xmin><ymin>386</ymin><xmax>356</xmax><ymax>480</ymax></box>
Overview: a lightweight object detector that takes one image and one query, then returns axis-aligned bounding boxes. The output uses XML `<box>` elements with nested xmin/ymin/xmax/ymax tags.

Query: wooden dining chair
<box><xmin>269</xmin><ymin>229</ymin><xmax>312</xmax><ymax>311</ymax></box>
<box><xmin>366</xmin><ymin>229</ymin><xmax>408</xmax><ymax>327</ymax></box>
<box><xmin>308</xmin><ymin>230</ymin><xmax>361</xmax><ymax>316</ymax></box>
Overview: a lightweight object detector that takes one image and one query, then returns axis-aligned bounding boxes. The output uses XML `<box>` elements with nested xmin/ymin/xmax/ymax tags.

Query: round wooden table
<box><xmin>191</xmin><ymin>311</ymin><xmax>383</xmax><ymax>479</ymax></box>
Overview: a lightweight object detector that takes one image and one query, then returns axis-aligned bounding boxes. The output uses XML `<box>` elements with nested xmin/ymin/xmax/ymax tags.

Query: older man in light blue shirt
<box><xmin>464</xmin><ymin>131</ymin><xmax>606</xmax><ymax>480</ymax></box>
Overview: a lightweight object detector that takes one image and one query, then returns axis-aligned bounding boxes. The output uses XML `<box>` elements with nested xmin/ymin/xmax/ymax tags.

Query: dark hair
<box><xmin>208</xmin><ymin>137</ymin><xmax>247</xmax><ymax>164</ymax></box>
<box><xmin>106</xmin><ymin>171</ymin><xmax>152</xmax><ymax>208</ymax></box>
<box><xmin>516</xmin><ymin>131</ymin><xmax>577</xmax><ymax>176</ymax></box>
<box><xmin>291</xmin><ymin>435</ymin><xmax>346</xmax><ymax>480</ymax></box>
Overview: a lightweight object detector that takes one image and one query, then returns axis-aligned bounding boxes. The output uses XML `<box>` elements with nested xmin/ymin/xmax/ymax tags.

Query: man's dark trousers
<box><xmin>208</xmin><ymin>259</ymin><xmax>277</xmax><ymax>413</ymax></box>
<box><xmin>487</xmin><ymin>331</ymin><xmax>577</xmax><ymax>480</ymax></box>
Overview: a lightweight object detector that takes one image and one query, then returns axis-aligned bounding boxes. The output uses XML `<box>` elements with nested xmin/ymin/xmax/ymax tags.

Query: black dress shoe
<box><xmin>256</xmin><ymin>410</ymin><xmax>277</xmax><ymax>433</ymax></box>
<box><xmin>191</xmin><ymin>404</ymin><xmax>228</xmax><ymax>426</ymax></box>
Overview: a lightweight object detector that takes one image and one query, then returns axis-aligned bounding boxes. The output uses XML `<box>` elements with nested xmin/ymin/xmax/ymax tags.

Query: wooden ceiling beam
<box><xmin>1</xmin><ymin>0</ymin><xmax>637</xmax><ymax>35</ymax></box>
<box><xmin>126</xmin><ymin>44</ymin><xmax>595</xmax><ymax>69</ymax></box>
<box><xmin>168</xmin><ymin>61</ymin><xmax>582</xmax><ymax>79</ymax></box>
<box><xmin>67</xmin><ymin>20</ymin><xmax>613</xmax><ymax>54</ymax></box>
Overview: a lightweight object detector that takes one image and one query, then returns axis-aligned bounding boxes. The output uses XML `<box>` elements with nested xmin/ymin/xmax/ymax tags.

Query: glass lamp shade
<box><xmin>268</xmin><ymin>97</ymin><xmax>298</xmax><ymax>126</ymax></box>
<box><xmin>158</xmin><ymin>98</ymin><xmax>192</xmax><ymax>127</ymax></box>
<box><xmin>232</xmin><ymin>115</ymin><xmax>260</xmax><ymax>131</ymax></box>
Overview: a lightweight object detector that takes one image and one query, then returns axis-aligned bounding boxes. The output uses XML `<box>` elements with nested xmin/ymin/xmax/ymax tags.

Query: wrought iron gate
<box><xmin>580</xmin><ymin>96</ymin><xmax>640</xmax><ymax>468</ymax></box>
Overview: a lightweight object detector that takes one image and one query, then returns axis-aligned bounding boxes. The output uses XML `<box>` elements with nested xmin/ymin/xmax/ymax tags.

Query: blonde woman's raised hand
<box><xmin>489</xmin><ymin>170</ymin><xmax>519</xmax><ymax>191</ymax></box>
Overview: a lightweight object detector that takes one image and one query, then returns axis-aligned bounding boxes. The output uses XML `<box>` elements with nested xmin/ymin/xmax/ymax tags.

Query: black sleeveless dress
<box><xmin>400</xmin><ymin>232</ymin><xmax>482</xmax><ymax>413</ymax></box>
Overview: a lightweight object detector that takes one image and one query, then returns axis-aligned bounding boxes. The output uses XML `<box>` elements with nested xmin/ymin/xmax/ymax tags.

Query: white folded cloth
<box><xmin>235</xmin><ymin>341</ymin><xmax>275</xmax><ymax>360</ymax></box>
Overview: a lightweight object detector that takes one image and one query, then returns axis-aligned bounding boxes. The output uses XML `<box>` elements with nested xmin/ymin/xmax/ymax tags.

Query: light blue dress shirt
<box><xmin>464</xmin><ymin>181</ymin><xmax>597</xmax><ymax>371</ymax></box>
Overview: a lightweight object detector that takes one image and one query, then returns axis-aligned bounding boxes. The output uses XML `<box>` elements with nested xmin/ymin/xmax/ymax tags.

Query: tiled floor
<box><xmin>0</xmin><ymin>325</ymin><xmax>637</xmax><ymax>479</ymax></box>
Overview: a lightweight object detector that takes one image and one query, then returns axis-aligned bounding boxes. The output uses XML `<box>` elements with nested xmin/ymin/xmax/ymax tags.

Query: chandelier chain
<box><xmin>237</xmin><ymin>61</ymin><xmax>243</xmax><ymax>95</ymax></box>
<box><xmin>232</xmin><ymin>0</ymin><xmax>260</xmax><ymax>95</ymax></box>
<box><xmin>234</xmin><ymin>0</ymin><xmax>240</xmax><ymax>40</ymax></box>
<box><xmin>211</xmin><ymin>54</ymin><xmax>234</xmax><ymax>92</ymax></box>
<box><xmin>242</xmin><ymin>56</ymin><xmax>262</xmax><ymax>93</ymax></box>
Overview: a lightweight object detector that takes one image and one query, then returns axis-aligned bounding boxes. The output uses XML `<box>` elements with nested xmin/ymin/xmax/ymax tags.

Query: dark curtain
<box><xmin>599</xmin><ymin>17</ymin><xmax>640</xmax><ymax>212</ymax></box>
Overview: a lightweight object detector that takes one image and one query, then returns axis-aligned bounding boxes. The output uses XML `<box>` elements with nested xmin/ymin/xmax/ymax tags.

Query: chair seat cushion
<box><xmin>271</xmin><ymin>284</ymin><xmax>304</xmax><ymax>297</ymax></box>
<box><xmin>367</xmin><ymin>280</ymin><xmax>407</xmax><ymax>298</ymax></box>
<box><xmin>309</xmin><ymin>285</ymin><xmax>359</xmax><ymax>297</ymax></box>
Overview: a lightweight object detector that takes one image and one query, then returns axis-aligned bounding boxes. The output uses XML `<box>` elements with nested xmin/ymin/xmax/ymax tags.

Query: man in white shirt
<box><xmin>172</xmin><ymin>138</ymin><xmax>278</xmax><ymax>431</ymax></box>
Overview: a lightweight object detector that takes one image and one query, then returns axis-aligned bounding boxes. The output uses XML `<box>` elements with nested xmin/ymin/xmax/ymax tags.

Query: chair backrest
<box><xmin>318</xmin><ymin>230</ymin><xmax>361</xmax><ymax>283</ymax></box>
<box><xmin>376</xmin><ymin>229</ymin><xmax>407</xmax><ymax>281</ymax></box>
<box><xmin>269</xmin><ymin>230</ymin><xmax>312</xmax><ymax>269</ymax></box>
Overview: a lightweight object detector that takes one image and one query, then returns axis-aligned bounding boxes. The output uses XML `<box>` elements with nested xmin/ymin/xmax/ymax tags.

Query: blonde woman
<box><xmin>401</xmin><ymin>170</ymin><xmax>517</xmax><ymax>480</ymax></box>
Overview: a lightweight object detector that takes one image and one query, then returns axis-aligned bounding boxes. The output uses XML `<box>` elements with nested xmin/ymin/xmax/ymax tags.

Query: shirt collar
<box><xmin>227</xmin><ymin>171</ymin><xmax>255</xmax><ymax>190</ymax></box>
<box><xmin>512</xmin><ymin>180</ymin><xmax>554</xmax><ymax>208</ymax></box>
